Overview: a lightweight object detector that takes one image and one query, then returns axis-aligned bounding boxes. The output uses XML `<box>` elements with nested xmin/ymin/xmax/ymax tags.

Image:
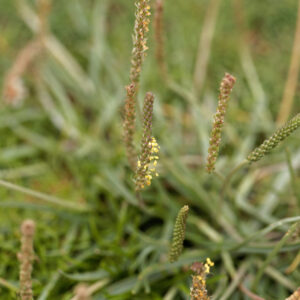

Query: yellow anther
<box><xmin>136</xmin><ymin>137</ymin><xmax>159</xmax><ymax>190</ymax></box>
<box><xmin>206</xmin><ymin>258</ymin><xmax>214</xmax><ymax>266</ymax></box>
<box><xmin>204</xmin><ymin>264</ymin><xmax>210</xmax><ymax>273</ymax></box>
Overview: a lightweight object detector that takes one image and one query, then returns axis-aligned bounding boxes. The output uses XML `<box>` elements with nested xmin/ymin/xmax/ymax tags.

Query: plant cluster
<box><xmin>0</xmin><ymin>0</ymin><xmax>299</xmax><ymax>299</ymax></box>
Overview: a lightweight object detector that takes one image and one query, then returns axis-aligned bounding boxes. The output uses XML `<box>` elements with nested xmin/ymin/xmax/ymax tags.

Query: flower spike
<box><xmin>206</xmin><ymin>73</ymin><xmax>236</xmax><ymax>173</ymax></box>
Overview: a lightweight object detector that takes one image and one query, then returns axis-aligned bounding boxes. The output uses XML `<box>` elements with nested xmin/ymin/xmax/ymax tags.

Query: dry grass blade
<box><xmin>193</xmin><ymin>0</ymin><xmax>222</xmax><ymax>95</ymax></box>
<box><xmin>285</xmin><ymin>251</ymin><xmax>300</xmax><ymax>274</ymax></box>
<box><xmin>277</xmin><ymin>0</ymin><xmax>300</xmax><ymax>126</ymax></box>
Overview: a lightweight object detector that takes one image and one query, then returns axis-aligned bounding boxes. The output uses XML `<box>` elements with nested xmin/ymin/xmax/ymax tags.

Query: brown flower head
<box><xmin>206</xmin><ymin>73</ymin><xmax>236</xmax><ymax>173</ymax></box>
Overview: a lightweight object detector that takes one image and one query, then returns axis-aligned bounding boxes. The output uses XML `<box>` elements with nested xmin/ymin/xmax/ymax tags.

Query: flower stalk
<box><xmin>247</xmin><ymin>113</ymin><xmax>300</xmax><ymax>163</ymax></box>
<box><xmin>18</xmin><ymin>220</ymin><xmax>36</xmax><ymax>300</ymax></box>
<box><xmin>169</xmin><ymin>205</ymin><xmax>189</xmax><ymax>262</ymax></box>
<box><xmin>3</xmin><ymin>40</ymin><xmax>42</xmax><ymax>105</ymax></box>
<box><xmin>124</xmin><ymin>0</ymin><xmax>151</xmax><ymax>170</ymax></box>
<box><xmin>206</xmin><ymin>73</ymin><xmax>236</xmax><ymax>173</ymax></box>
<box><xmin>190</xmin><ymin>259</ymin><xmax>214</xmax><ymax>300</ymax></box>
<box><xmin>285</xmin><ymin>287</ymin><xmax>300</xmax><ymax>300</ymax></box>
<box><xmin>130</xmin><ymin>0</ymin><xmax>151</xmax><ymax>85</ymax></box>
<box><xmin>2</xmin><ymin>0</ymin><xmax>50</xmax><ymax>106</ymax></box>
<box><xmin>135</xmin><ymin>92</ymin><xmax>159</xmax><ymax>190</ymax></box>
<box><xmin>124</xmin><ymin>84</ymin><xmax>138</xmax><ymax>170</ymax></box>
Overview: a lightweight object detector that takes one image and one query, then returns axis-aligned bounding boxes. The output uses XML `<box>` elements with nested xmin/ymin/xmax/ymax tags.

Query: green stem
<box><xmin>229</xmin><ymin>216</ymin><xmax>300</xmax><ymax>252</ymax></box>
<box><xmin>220</xmin><ymin>252</ymin><xmax>249</xmax><ymax>300</ymax></box>
<box><xmin>221</xmin><ymin>160</ymin><xmax>249</xmax><ymax>198</ymax></box>
<box><xmin>0</xmin><ymin>179</ymin><xmax>90</xmax><ymax>212</ymax></box>
<box><xmin>0</xmin><ymin>277</ymin><xmax>18</xmax><ymax>293</ymax></box>
<box><xmin>285</xmin><ymin>148</ymin><xmax>300</xmax><ymax>210</ymax></box>
<box><xmin>285</xmin><ymin>250</ymin><xmax>300</xmax><ymax>274</ymax></box>
<box><xmin>213</xmin><ymin>170</ymin><xmax>225</xmax><ymax>181</ymax></box>
<box><xmin>252</xmin><ymin>221</ymin><xmax>300</xmax><ymax>291</ymax></box>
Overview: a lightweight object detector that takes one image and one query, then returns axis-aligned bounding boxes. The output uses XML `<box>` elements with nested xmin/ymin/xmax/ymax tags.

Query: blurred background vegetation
<box><xmin>0</xmin><ymin>0</ymin><xmax>299</xmax><ymax>299</ymax></box>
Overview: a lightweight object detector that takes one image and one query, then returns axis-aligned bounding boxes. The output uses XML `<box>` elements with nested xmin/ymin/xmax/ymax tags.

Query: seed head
<box><xmin>190</xmin><ymin>258</ymin><xmax>214</xmax><ymax>300</ymax></box>
<box><xmin>130</xmin><ymin>0</ymin><xmax>151</xmax><ymax>85</ymax></box>
<box><xmin>124</xmin><ymin>84</ymin><xmax>137</xmax><ymax>170</ymax></box>
<box><xmin>169</xmin><ymin>205</ymin><xmax>189</xmax><ymax>262</ymax></box>
<box><xmin>3</xmin><ymin>76</ymin><xmax>26</xmax><ymax>106</ymax></box>
<box><xmin>135</xmin><ymin>92</ymin><xmax>159</xmax><ymax>190</ymax></box>
<box><xmin>74</xmin><ymin>284</ymin><xmax>90</xmax><ymax>300</ymax></box>
<box><xmin>247</xmin><ymin>113</ymin><xmax>300</xmax><ymax>162</ymax></box>
<box><xmin>18</xmin><ymin>219</ymin><xmax>36</xmax><ymax>300</ymax></box>
<box><xmin>124</xmin><ymin>0</ymin><xmax>151</xmax><ymax>171</ymax></box>
<box><xmin>285</xmin><ymin>287</ymin><xmax>300</xmax><ymax>300</ymax></box>
<box><xmin>3</xmin><ymin>39</ymin><xmax>43</xmax><ymax>106</ymax></box>
<box><xmin>206</xmin><ymin>73</ymin><xmax>236</xmax><ymax>173</ymax></box>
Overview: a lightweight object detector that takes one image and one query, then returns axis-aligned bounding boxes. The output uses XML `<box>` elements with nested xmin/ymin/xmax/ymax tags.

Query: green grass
<box><xmin>0</xmin><ymin>0</ymin><xmax>300</xmax><ymax>299</ymax></box>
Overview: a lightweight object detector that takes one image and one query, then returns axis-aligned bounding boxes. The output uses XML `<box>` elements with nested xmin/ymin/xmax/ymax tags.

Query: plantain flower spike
<box><xmin>248</xmin><ymin>113</ymin><xmax>300</xmax><ymax>163</ymax></box>
<box><xmin>124</xmin><ymin>0</ymin><xmax>151</xmax><ymax>171</ymax></box>
<box><xmin>74</xmin><ymin>284</ymin><xmax>91</xmax><ymax>300</ymax></box>
<box><xmin>124</xmin><ymin>84</ymin><xmax>138</xmax><ymax>170</ymax></box>
<box><xmin>285</xmin><ymin>287</ymin><xmax>300</xmax><ymax>300</ymax></box>
<box><xmin>190</xmin><ymin>258</ymin><xmax>214</xmax><ymax>300</ymax></box>
<box><xmin>3</xmin><ymin>40</ymin><xmax>42</xmax><ymax>106</ymax></box>
<box><xmin>169</xmin><ymin>205</ymin><xmax>189</xmax><ymax>262</ymax></box>
<box><xmin>135</xmin><ymin>92</ymin><xmax>160</xmax><ymax>190</ymax></box>
<box><xmin>18</xmin><ymin>220</ymin><xmax>36</xmax><ymax>300</ymax></box>
<box><xmin>2</xmin><ymin>0</ymin><xmax>50</xmax><ymax>106</ymax></box>
<box><xmin>206</xmin><ymin>73</ymin><xmax>236</xmax><ymax>173</ymax></box>
<box><xmin>130</xmin><ymin>0</ymin><xmax>151</xmax><ymax>85</ymax></box>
